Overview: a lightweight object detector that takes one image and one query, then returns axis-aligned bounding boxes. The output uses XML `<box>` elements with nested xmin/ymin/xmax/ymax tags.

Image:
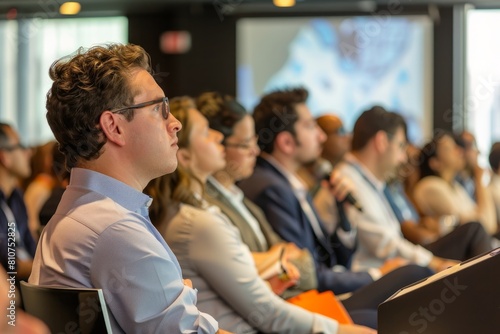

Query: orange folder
<box><xmin>286</xmin><ymin>289</ymin><xmax>353</xmax><ymax>324</ymax></box>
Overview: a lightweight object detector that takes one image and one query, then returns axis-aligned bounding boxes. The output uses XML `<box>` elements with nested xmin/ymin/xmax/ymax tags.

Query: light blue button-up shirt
<box><xmin>29</xmin><ymin>168</ymin><xmax>218</xmax><ymax>333</ymax></box>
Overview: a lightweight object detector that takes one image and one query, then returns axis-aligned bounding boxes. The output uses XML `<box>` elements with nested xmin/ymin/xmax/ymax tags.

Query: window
<box><xmin>467</xmin><ymin>9</ymin><xmax>500</xmax><ymax>159</ymax></box>
<box><xmin>0</xmin><ymin>17</ymin><xmax>127</xmax><ymax>145</ymax></box>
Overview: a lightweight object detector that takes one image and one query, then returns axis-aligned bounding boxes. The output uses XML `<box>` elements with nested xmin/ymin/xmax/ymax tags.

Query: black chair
<box><xmin>20</xmin><ymin>281</ymin><xmax>113</xmax><ymax>334</ymax></box>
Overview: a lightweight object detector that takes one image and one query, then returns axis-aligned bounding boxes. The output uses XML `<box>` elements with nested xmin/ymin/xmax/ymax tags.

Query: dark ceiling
<box><xmin>0</xmin><ymin>0</ymin><xmax>499</xmax><ymax>18</ymax></box>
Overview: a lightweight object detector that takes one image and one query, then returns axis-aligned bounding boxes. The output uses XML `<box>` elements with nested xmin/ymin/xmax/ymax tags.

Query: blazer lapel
<box><xmin>205</xmin><ymin>180</ymin><xmax>268</xmax><ymax>252</ymax></box>
<box><xmin>258</xmin><ymin>157</ymin><xmax>334</xmax><ymax>255</ymax></box>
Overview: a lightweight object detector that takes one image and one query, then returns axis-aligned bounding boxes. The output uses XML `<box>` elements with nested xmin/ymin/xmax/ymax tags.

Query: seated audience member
<box><xmin>29</xmin><ymin>44</ymin><xmax>225</xmax><ymax>334</ymax></box>
<box><xmin>314</xmin><ymin>106</ymin><xmax>456</xmax><ymax>272</ymax></box>
<box><xmin>146</xmin><ymin>96</ymin><xmax>375</xmax><ymax>334</ymax></box>
<box><xmin>384</xmin><ymin>167</ymin><xmax>493</xmax><ymax>260</ymax></box>
<box><xmin>0</xmin><ymin>123</ymin><xmax>36</xmax><ymax>282</ymax></box>
<box><xmin>23</xmin><ymin>141</ymin><xmax>57</xmax><ymax>239</ymax></box>
<box><xmin>488</xmin><ymin>142</ymin><xmax>500</xmax><ymax>232</ymax></box>
<box><xmin>1</xmin><ymin>267</ymin><xmax>49</xmax><ymax>334</ymax></box>
<box><xmin>414</xmin><ymin>132</ymin><xmax>498</xmax><ymax>235</ymax></box>
<box><xmin>401</xmin><ymin>142</ymin><xmax>421</xmax><ymax>198</ymax></box>
<box><xmin>454</xmin><ymin>131</ymin><xmax>480</xmax><ymax>200</ymax></box>
<box><xmin>298</xmin><ymin>114</ymin><xmax>351</xmax><ymax>199</ymax></box>
<box><xmin>309</xmin><ymin>114</ymin><xmax>353</xmax><ymax>235</ymax></box>
<box><xmin>37</xmin><ymin>143</ymin><xmax>69</xmax><ymax>227</ymax></box>
<box><xmin>316</xmin><ymin>115</ymin><xmax>351</xmax><ymax>167</ymax></box>
<box><xmin>238</xmin><ymin>89</ymin><xmax>433</xmax><ymax>324</ymax></box>
<box><xmin>197</xmin><ymin>92</ymin><xmax>318</xmax><ymax>297</ymax></box>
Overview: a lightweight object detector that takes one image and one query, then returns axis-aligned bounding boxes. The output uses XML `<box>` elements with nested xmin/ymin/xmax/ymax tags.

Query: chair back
<box><xmin>20</xmin><ymin>281</ymin><xmax>113</xmax><ymax>334</ymax></box>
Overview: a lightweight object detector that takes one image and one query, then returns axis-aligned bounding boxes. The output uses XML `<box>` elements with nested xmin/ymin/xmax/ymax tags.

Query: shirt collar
<box><xmin>69</xmin><ymin>168</ymin><xmax>152</xmax><ymax>217</ymax></box>
<box><xmin>260</xmin><ymin>153</ymin><xmax>308</xmax><ymax>195</ymax></box>
<box><xmin>344</xmin><ymin>153</ymin><xmax>386</xmax><ymax>192</ymax></box>
<box><xmin>207</xmin><ymin>176</ymin><xmax>244</xmax><ymax>202</ymax></box>
<box><xmin>0</xmin><ymin>188</ymin><xmax>23</xmax><ymax>204</ymax></box>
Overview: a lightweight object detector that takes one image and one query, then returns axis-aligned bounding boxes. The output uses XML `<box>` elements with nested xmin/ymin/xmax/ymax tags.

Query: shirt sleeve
<box><xmin>91</xmin><ymin>221</ymin><xmax>218</xmax><ymax>334</ymax></box>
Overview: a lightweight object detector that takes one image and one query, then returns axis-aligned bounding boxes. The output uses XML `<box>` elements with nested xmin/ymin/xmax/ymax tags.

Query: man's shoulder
<box><xmin>52</xmin><ymin>187</ymin><xmax>146</xmax><ymax>237</ymax></box>
<box><xmin>336</xmin><ymin>161</ymin><xmax>368</xmax><ymax>185</ymax></box>
<box><xmin>239</xmin><ymin>162</ymin><xmax>287</xmax><ymax>192</ymax></box>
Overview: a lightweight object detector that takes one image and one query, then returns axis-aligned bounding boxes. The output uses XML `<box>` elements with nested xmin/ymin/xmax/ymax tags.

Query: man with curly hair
<box><xmin>29</xmin><ymin>44</ymin><xmax>225</xmax><ymax>333</ymax></box>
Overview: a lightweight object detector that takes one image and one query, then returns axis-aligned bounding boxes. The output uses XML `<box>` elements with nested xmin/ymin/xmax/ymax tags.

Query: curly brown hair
<box><xmin>46</xmin><ymin>43</ymin><xmax>152</xmax><ymax>169</ymax></box>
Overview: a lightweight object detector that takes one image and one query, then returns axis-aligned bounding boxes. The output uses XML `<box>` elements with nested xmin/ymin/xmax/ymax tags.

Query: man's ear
<box><xmin>373</xmin><ymin>130</ymin><xmax>389</xmax><ymax>153</ymax></box>
<box><xmin>100</xmin><ymin>111</ymin><xmax>125</xmax><ymax>146</ymax></box>
<box><xmin>176</xmin><ymin>148</ymin><xmax>191</xmax><ymax>168</ymax></box>
<box><xmin>0</xmin><ymin>150</ymin><xmax>9</xmax><ymax>168</ymax></box>
<box><xmin>275</xmin><ymin>131</ymin><xmax>295</xmax><ymax>155</ymax></box>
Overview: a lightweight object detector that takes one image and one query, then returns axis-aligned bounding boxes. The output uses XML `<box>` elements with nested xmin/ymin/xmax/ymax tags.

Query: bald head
<box><xmin>317</xmin><ymin>114</ymin><xmax>343</xmax><ymax>134</ymax></box>
<box><xmin>316</xmin><ymin>114</ymin><xmax>351</xmax><ymax>165</ymax></box>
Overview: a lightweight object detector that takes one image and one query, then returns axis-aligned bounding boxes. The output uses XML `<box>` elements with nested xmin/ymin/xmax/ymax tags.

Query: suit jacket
<box><xmin>238</xmin><ymin>156</ymin><xmax>373</xmax><ymax>294</ymax></box>
<box><xmin>204</xmin><ymin>179</ymin><xmax>318</xmax><ymax>295</ymax></box>
<box><xmin>0</xmin><ymin>188</ymin><xmax>36</xmax><ymax>275</ymax></box>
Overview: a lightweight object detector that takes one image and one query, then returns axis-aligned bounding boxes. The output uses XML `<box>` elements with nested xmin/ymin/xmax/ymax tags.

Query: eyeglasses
<box><xmin>224</xmin><ymin>135</ymin><xmax>259</xmax><ymax>150</ymax></box>
<box><xmin>0</xmin><ymin>143</ymin><xmax>27</xmax><ymax>151</ymax></box>
<box><xmin>111</xmin><ymin>97</ymin><xmax>170</xmax><ymax>120</ymax></box>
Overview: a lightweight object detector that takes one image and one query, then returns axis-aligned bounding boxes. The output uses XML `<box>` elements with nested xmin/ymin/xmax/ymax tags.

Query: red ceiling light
<box><xmin>6</xmin><ymin>8</ymin><xmax>17</xmax><ymax>20</ymax></box>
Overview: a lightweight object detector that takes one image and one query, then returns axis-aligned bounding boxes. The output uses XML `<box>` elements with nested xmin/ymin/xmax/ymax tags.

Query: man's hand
<box><xmin>378</xmin><ymin>257</ymin><xmax>409</xmax><ymax>276</ymax></box>
<box><xmin>267</xmin><ymin>262</ymin><xmax>300</xmax><ymax>295</ymax></box>
<box><xmin>324</xmin><ymin>170</ymin><xmax>355</xmax><ymax>203</ymax></box>
<box><xmin>338</xmin><ymin>324</ymin><xmax>377</xmax><ymax>334</ymax></box>
<box><xmin>429</xmin><ymin>256</ymin><xmax>459</xmax><ymax>272</ymax></box>
<box><xmin>183</xmin><ymin>279</ymin><xmax>193</xmax><ymax>288</ymax></box>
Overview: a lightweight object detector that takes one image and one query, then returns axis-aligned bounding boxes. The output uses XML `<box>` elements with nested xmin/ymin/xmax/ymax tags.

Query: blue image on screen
<box><xmin>237</xmin><ymin>16</ymin><xmax>431</xmax><ymax>144</ymax></box>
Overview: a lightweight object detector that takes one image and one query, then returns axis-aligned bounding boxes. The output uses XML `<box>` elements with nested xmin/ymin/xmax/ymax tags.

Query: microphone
<box><xmin>343</xmin><ymin>192</ymin><xmax>364</xmax><ymax>213</ymax></box>
<box><xmin>318</xmin><ymin>160</ymin><xmax>363</xmax><ymax>212</ymax></box>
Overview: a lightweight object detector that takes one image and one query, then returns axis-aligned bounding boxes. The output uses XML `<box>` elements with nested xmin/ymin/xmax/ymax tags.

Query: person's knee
<box><xmin>460</xmin><ymin>221</ymin><xmax>484</xmax><ymax>234</ymax></box>
<box><xmin>393</xmin><ymin>264</ymin><xmax>434</xmax><ymax>281</ymax></box>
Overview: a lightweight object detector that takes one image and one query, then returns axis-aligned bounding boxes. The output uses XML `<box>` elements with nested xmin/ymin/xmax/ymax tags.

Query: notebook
<box><xmin>287</xmin><ymin>289</ymin><xmax>353</xmax><ymax>324</ymax></box>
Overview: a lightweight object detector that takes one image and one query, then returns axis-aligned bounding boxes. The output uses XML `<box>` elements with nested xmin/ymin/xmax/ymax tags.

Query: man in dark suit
<box><xmin>239</xmin><ymin>88</ymin><xmax>432</xmax><ymax>328</ymax></box>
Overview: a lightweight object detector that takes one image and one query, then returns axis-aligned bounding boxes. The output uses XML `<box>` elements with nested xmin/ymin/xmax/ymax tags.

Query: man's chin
<box><xmin>162</xmin><ymin>162</ymin><xmax>179</xmax><ymax>176</ymax></box>
<box><xmin>303</xmin><ymin>157</ymin><xmax>320</xmax><ymax>166</ymax></box>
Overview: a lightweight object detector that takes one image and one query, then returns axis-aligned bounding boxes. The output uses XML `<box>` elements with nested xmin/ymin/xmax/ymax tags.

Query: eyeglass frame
<box><xmin>223</xmin><ymin>135</ymin><xmax>259</xmax><ymax>150</ymax></box>
<box><xmin>110</xmin><ymin>97</ymin><xmax>170</xmax><ymax>120</ymax></box>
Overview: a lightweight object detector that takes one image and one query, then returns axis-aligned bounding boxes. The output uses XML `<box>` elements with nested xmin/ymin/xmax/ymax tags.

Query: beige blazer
<box><xmin>205</xmin><ymin>179</ymin><xmax>317</xmax><ymax>296</ymax></box>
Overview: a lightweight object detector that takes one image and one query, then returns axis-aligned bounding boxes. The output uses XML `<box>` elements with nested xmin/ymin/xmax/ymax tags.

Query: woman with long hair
<box><xmin>414</xmin><ymin>132</ymin><xmax>497</xmax><ymax>235</ymax></box>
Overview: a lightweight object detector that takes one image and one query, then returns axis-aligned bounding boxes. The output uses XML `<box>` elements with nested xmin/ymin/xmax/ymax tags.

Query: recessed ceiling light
<box><xmin>60</xmin><ymin>2</ymin><xmax>81</xmax><ymax>15</ymax></box>
<box><xmin>273</xmin><ymin>0</ymin><xmax>296</xmax><ymax>7</ymax></box>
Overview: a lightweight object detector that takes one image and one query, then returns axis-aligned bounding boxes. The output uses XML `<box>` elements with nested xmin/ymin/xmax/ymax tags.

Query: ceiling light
<box><xmin>273</xmin><ymin>0</ymin><xmax>296</xmax><ymax>7</ymax></box>
<box><xmin>60</xmin><ymin>2</ymin><xmax>81</xmax><ymax>15</ymax></box>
